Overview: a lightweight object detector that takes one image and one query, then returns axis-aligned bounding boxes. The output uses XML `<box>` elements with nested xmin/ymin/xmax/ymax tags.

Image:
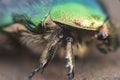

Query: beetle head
<box><xmin>97</xmin><ymin>21</ymin><xmax>120</xmax><ymax>53</ymax></box>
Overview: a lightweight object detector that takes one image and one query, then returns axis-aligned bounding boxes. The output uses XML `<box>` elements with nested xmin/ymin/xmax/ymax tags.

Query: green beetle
<box><xmin>0</xmin><ymin>0</ymin><xmax>119</xmax><ymax>80</ymax></box>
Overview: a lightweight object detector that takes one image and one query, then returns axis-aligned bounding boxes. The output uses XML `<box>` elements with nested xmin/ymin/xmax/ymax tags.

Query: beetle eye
<box><xmin>98</xmin><ymin>32</ymin><xmax>107</xmax><ymax>40</ymax></box>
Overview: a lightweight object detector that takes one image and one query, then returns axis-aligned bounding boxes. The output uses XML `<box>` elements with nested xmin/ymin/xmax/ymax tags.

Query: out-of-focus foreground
<box><xmin>0</xmin><ymin>0</ymin><xmax>120</xmax><ymax>80</ymax></box>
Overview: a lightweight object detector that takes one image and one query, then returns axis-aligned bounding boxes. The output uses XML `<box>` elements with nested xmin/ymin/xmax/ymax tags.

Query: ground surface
<box><xmin>0</xmin><ymin>0</ymin><xmax>120</xmax><ymax>80</ymax></box>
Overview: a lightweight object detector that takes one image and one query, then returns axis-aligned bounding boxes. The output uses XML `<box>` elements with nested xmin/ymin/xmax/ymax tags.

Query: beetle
<box><xmin>0</xmin><ymin>0</ymin><xmax>119</xmax><ymax>80</ymax></box>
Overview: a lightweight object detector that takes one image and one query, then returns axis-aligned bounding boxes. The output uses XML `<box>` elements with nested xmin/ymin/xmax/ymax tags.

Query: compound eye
<box><xmin>98</xmin><ymin>32</ymin><xmax>107</xmax><ymax>40</ymax></box>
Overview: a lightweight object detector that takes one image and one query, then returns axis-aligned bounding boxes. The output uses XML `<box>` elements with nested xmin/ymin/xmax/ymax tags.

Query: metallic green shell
<box><xmin>50</xmin><ymin>0</ymin><xmax>107</xmax><ymax>30</ymax></box>
<box><xmin>0</xmin><ymin>0</ymin><xmax>107</xmax><ymax>31</ymax></box>
<box><xmin>0</xmin><ymin>0</ymin><xmax>53</xmax><ymax>29</ymax></box>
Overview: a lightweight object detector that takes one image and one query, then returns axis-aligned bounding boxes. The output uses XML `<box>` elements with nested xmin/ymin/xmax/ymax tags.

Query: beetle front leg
<box><xmin>29</xmin><ymin>36</ymin><xmax>60</xmax><ymax>80</ymax></box>
<box><xmin>65</xmin><ymin>37</ymin><xmax>74</xmax><ymax>80</ymax></box>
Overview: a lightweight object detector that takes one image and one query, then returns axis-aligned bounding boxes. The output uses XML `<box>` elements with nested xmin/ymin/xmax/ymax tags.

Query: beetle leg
<box><xmin>29</xmin><ymin>37</ymin><xmax>60</xmax><ymax>80</ymax></box>
<box><xmin>40</xmin><ymin>36</ymin><xmax>60</xmax><ymax>72</ymax></box>
<box><xmin>65</xmin><ymin>37</ymin><xmax>74</xmax><ymax>80</ymax></box>
<box><xmin>29</xmin><ymin>30</ymin><xmax>62</xmax><ymax>80</ymax></box>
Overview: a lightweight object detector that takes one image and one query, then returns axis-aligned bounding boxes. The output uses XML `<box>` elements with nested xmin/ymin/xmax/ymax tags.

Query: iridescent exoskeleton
<box><xmin>0</xmin><ymin>0</ymin><xmax>119</xmax><ymax>80</ymax></box>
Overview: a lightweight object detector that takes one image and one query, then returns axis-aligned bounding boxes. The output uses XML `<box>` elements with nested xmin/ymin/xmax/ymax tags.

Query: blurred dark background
<box><xmin>0</xmin><ymin>0</ymin><xmax>120</xmax><ymax>80</ymax></box>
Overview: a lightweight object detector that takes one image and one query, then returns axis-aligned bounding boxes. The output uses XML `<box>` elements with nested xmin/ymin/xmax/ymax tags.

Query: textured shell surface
<box><xmin>0</xmin><ymin>0</ymin><xmax>53</xmax><ymax>28</ymax></box>
<box><xmin>50</xmin><ymin>0</ymin><xmax>107</xmax><ymax>30</ymax></box>
<box><xmin>0</xmin><ymin>0</ymin><xmax>107</xmax><ymax>30</ymax></box>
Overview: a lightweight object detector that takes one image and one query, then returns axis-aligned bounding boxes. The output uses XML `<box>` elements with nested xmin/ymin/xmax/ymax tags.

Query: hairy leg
<box><xmin>28</xmin><ymin>28</ymin><xmax>62</xmax><ymax>80</ymax></box>
<box><xmin>65</xmin><ymin>37</ymin><xmax>74</xmax><ymax>80</ymax></box>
